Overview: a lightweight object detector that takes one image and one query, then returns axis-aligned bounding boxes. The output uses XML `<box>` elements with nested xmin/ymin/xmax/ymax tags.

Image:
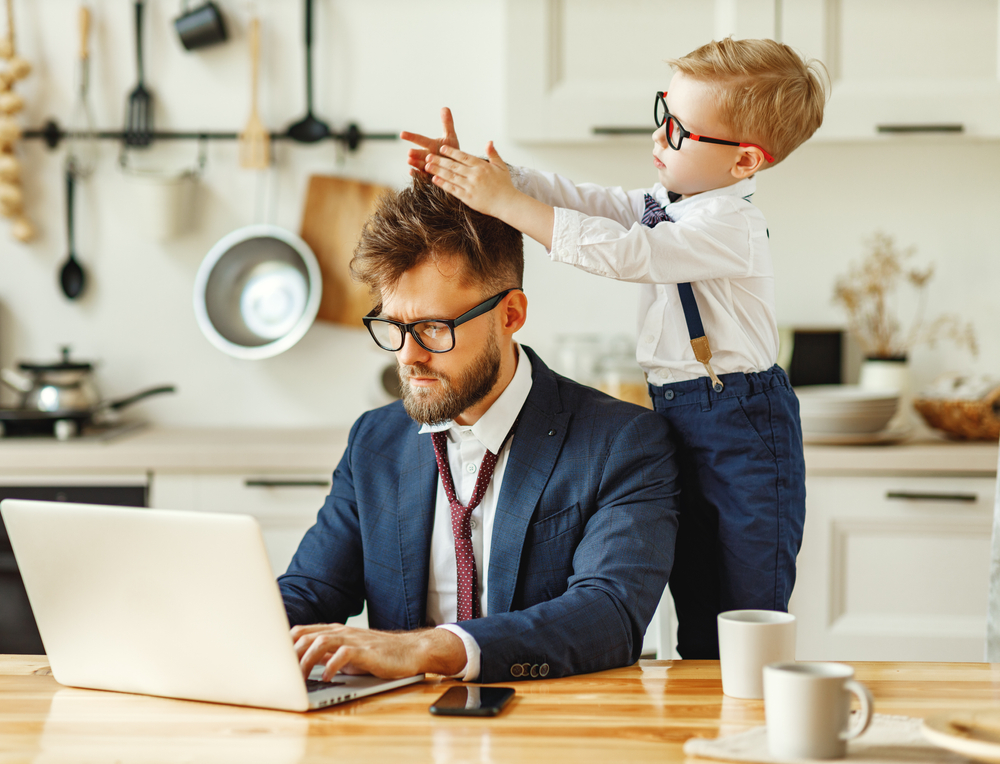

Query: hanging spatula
<box><xmin>66</xmin><ymin>4</ymin><xmax>98</xmax><ymax>177</ymax></box>
<box><xmin>124</xmin><ymin>0</ymin><xmax>153</xmax><ymax>147</ymax></box>
<box><xmin>238</xmin><ymin>17</ymin><xmax>269</xmax><ymax>169</ymax></box>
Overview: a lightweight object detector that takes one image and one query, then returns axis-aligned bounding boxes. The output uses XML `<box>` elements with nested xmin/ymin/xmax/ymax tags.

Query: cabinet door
<box><xmin>789</xmin><ymin>475</ymin><xmax>995</xmax><ymax>661</ymax></box>
<box><xmin>506</xmin><ymin>0</ymin><xmax>777</xmax><ymax>142</ymax></box>
<box><xmin>150</xmin><ymin>473</ymin><xmax>369</xmax><ymax>628</ymax></box>
<box><xmin>150</xmin><ymin>473</ymin><xmax>329</xmax><ymax>577</ymax></box>
<box><xmin>782</xmin><ymin>0</ymin><xmax>1000</xmax><ymax>138</ymax></box>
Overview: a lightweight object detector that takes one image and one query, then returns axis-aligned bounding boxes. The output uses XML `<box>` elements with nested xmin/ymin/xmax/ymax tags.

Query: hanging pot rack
<box><xmin>23</xmin><ymin>119</ymin><xmax>394</xmax><ymax>152</ymax></box>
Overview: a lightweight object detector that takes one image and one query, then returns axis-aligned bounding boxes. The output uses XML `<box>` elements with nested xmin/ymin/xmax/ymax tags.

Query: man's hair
<box><xmin>351</xmin><ymin>175</ymin><xmax>524</xmax><ymax>300</ymax></box>
<box><xmin>668</xmin><ymin>37</ymin><xmax>829</xmax><ymax>166</ymax></box>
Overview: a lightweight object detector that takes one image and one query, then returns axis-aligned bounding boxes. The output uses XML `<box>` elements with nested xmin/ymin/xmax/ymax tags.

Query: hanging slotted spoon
<box><xmin>124</xmin><ymin>0</ymin><xmax>153</xmax><ymax>147</ymax></box>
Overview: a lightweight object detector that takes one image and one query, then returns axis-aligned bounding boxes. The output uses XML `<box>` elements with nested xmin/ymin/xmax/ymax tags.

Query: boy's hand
<box><xmin>400</xmin><ymin>107</ymin><xmax>460</xmax><ymax>176</ymax></box>
<box><xmin>425</xmin><ymin>142</ymin><xmax>517</xmax><ymax>218</ymax></box>
<box><xmin>427</xmin><ymin>142</ymin><xmax>555</xmax><ymax>250</ymax></box>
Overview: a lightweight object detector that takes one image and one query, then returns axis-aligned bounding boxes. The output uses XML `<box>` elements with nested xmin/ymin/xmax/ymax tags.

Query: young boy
<box><xmin>402</xmin><ymin>38</ymin><xmax>828</xmax><ymax>659</ymax></box>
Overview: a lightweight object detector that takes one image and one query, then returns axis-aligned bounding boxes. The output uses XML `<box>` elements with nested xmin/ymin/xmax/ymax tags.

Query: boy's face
<box><xmin>651</xmin><ymin>72</ymin><xmax>745</xmax><ymax>197</ymax></box>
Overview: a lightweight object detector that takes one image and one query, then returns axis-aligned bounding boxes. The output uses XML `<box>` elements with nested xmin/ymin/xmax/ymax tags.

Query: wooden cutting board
<box><xmin>299</xmin><ymin>175</ymin><xmax>390</xmax><ymax>327</ymax></box>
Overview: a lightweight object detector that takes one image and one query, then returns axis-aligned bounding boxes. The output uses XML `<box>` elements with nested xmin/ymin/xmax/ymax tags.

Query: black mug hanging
<box><xmin>174</xmin><ymin>1</ymin><xmax>228</xmax><ymax>51</ymax></box>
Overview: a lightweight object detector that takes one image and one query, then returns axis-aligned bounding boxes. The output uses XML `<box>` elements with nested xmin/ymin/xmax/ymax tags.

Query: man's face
<box><xmin>380</xmin><ymin>256</ymin><xmax>504</xmax><ymax>426</ymax></box>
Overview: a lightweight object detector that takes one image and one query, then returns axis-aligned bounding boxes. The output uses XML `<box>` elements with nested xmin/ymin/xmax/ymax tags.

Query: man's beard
<box><xmin>397</xmin><ymin>327</ymin><xmax>502</xmax><ymax>425</ymax></box>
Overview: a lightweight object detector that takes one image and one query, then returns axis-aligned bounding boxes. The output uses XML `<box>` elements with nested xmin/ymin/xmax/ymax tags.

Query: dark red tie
<box><xmin>431</xmin><ymin>431</ymin><xmax>500</xmax><ymax>622</ymax></box>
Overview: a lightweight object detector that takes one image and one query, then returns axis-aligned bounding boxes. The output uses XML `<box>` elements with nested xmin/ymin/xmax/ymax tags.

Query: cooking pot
<box><xmin>0</xmin><ymin>347</ymin><xmax>175</xmax><ymax>438</ymax></box>
<box><xmin>1</xmin><ymin>346</ymin><xmax>103</xmax><ymax>411</ymax></box>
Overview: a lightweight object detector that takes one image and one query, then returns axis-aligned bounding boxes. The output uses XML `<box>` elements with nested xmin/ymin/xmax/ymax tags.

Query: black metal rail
<box><xmin>22</xmin><ymin>119</ymin><xmax>397</xmax><ymax>152</ymax></box>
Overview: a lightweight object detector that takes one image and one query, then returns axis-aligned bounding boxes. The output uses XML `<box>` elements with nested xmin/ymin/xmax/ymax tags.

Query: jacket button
<box><xmin>539</xmin><ymin>663</ymin><xmax>550</xmax><ymax>677</ymax></box>
<box><xmin>521</xmin><ymin>663</ymin><xmax>531</xmax><ymax>676</ymax></box>
<box><xmin>510</xmin><ymin>664</ymin><xmax>522</xmax><ymax>677</ymax></box>
<box><xmin>530</xmin><ymin>664</ymin><xmax>539</xmax><ymax>678</ymax></box>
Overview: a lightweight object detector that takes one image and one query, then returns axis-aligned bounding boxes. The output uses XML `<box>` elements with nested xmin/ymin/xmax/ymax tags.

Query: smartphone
<box><xmin>429</xmin><ymin>686</ymin><xmax>515</xmax><ymax>716</ymax></box>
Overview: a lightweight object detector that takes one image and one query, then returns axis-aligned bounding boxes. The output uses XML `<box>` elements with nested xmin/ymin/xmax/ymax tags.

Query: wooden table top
<box><xmin>3</xmin><ymin>656</ymin><xmax>1000</xmax><ymax>763</ymax></box>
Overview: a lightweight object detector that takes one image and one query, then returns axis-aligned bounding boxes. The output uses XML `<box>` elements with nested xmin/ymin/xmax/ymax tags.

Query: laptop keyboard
<box><xmin>306</xmin><ymin>678</ymin><xmax>347</xmax><ymax>692</ymax></box>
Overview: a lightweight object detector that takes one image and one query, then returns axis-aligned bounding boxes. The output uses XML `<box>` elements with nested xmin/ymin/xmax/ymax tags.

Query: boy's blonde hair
<box><xmin>669</xmin><ymin>38</ymin><xmax>828</xmax><ymax>166</ymax></box>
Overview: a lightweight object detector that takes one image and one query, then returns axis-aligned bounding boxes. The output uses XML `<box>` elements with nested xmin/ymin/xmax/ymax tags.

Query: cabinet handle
<box><xmin>885</xmin><ymin>490</ymin><xmax>978</xmax><ymax>503</ymax></box>
<box><xmin>592</xmin><ymin>127</ymin><xmax>650</xmax><ymax>136</ymax></box>
<box><xmin>244</xmin><ymin>479</ymin><xmax>330</xmax><ymax>489</ymax></box>
<box><xmin>876</xmin><ymin>124</ymin><xmax>964</xmax><ymax>134</ymax></box>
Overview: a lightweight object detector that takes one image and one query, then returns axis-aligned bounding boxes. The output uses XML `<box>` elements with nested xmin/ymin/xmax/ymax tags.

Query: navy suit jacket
<box><xmin>279</xmin><ymin>346</ymin><xmax>680</xmax><ymax>683</ymax></box>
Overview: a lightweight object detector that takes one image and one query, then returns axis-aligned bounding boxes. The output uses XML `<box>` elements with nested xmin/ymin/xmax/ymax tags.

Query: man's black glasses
<box><xmin>363</xmin><ymin>288</ymin><xmax>521</xmax><ymax>353</ymax></box>
<box><xmin>654</xmin><ymin>91</ymin><xmax>775</xmax><ymax>163</ymax></box>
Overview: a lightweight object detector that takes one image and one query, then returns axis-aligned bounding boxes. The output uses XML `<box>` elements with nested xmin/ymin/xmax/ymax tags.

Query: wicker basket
<box><xmin>913</xmin><ymin>384</ymin><xmax>1000</xmax><ymax>441</ymax></box>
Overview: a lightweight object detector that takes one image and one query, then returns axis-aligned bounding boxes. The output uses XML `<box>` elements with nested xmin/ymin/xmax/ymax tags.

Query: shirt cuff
<box><xmin>435</xmin><ymin>624</ymin><xmax>481</xmax><ymax>682</ymax></box>
<box><xmin>550</xmin><ymin>206</ymin><xmax>583</xmax><ymax>263</ymax></box>
<box><xmin>508</xmin><ymin>164</ymin><xmax>529</xmax><ymax>192</ymax></box>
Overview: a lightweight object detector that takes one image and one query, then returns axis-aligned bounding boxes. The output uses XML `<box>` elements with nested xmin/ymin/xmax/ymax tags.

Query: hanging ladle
<box><xmin>285</xmin><ymin>0</ymin><xmax>330</xmax><ymax>143</ymax></box>
<box><xmin>58</xmin><ymin>166</ymin><xmax>86</xmax><ymax>300</ymax></box>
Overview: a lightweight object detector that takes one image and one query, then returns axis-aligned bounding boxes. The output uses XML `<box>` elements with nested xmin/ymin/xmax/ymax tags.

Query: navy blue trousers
<box><xmin>648</xmin><ymin>365</ymin><xmax>806</xmax><ymax>659</ymax></box>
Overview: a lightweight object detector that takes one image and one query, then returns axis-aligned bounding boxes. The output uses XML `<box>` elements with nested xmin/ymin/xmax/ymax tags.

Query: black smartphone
<box><xmin>429</xmin><ymin>686</ymin><xmax>515</xmax><ymax>716</ymax></box>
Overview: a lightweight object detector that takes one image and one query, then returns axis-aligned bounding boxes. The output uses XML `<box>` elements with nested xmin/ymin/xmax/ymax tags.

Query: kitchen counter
<box><xmin>0</xmin><ymin>426</ymin><xmax>996</xmax><ymax>475</ymax></box>
<box><xmin>0</xmin><ymin>426</ymin><xmax>351</xmax><ymax>475</ymax></box>
<box><xmin>804</xmin><ymin>437</ymin><xmax>998</xmax><ymax>475</ymax></box>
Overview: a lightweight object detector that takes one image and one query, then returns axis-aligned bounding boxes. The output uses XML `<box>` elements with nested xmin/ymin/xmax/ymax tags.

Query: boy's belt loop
<box><xmin>677</xmin><ymin>282</ymin><xmax>724</xmax><ymax>392</ymax></box>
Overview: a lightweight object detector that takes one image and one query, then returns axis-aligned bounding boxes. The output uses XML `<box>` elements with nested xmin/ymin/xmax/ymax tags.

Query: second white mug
<box><xmin>717</xmin><ymin>609</ymin><xmax>796</xmax><ymax>699</ymax></box>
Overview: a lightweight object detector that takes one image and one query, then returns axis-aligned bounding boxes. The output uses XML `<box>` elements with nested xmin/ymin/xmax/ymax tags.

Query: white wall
<box><xmin>1</xmin><ymin>0</ymin><xmax>997</xmax><ymax>429</ymax></box>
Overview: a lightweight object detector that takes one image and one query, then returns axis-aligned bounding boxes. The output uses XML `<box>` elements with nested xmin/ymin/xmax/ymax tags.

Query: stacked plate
<box><xmin>796</xmin><ymin>385</ymin><xmax>901</xmax><ymax>444</ymax></box>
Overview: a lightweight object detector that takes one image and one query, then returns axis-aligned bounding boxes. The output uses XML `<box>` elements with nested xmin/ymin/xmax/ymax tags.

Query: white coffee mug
<box><xmin>764</xmin><ymin>662</ymin><xmax>874</xmax><ymax>760</ymax></box>
<box><xmin>717</xmin><ymin>610</ymin><xmax>796</xmax><ymax>699</ymax></box>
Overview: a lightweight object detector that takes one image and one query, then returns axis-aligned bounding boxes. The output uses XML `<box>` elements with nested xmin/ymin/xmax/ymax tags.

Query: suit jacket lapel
<box><xmin>396</xmin><ymin>426</ymin><xmax>436</xmax><ymax>629</ymax></box>
<box><xmin>488</xmin><ymin>348</ymin><xmax>570</xmax><ymax>616</ymax></box>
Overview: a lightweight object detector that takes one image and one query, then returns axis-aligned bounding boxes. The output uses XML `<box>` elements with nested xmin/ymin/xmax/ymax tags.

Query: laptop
<box><xmin>0</xmin><ymin>499</ymin><xmax>423</xmax><ymax>712</ymax></box>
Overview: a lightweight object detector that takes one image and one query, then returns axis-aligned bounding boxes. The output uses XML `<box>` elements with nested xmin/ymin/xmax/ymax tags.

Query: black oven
<box><xmin>0</xmin><ymin>484</ymin><xmax>147</xmax><ymax>654</ymax></box>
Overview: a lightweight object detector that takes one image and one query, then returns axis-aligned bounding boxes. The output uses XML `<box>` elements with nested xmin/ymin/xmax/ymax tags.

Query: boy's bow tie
<box><xmin>640</xmin><ymin>191</ymin><xmax>683</xmax><ymax>228</ymax></box>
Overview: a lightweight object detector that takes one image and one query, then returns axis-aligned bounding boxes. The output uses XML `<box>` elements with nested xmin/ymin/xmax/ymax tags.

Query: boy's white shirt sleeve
<box><xmin>510</xmin><ymin>165</ymin><xmax>639</xmax><ymax>228</ymax></box>
<box><xmin>510</xmin><ymin>165</ymin><xmax>762</xmax><ymax>286</ymax></box>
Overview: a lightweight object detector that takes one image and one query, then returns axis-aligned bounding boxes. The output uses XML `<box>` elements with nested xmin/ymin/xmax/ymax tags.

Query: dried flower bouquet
<box><xmin>833</xmin><ymin>232</ymin><xmax>977</xmax><ymax>360</ymax></box>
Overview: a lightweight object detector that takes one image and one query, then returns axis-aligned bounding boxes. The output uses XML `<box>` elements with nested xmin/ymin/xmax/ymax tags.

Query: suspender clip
<box><xmin>690</xmin><ymin>336</ymin><xmax>725</xmax><ymax>392</ymax></box>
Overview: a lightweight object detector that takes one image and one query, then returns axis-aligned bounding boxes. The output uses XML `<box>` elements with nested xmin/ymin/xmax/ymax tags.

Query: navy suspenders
<box><xmin>641</xmin><ymin>192</ymin><xmax>729</xmax><ymax>392</ymax></box>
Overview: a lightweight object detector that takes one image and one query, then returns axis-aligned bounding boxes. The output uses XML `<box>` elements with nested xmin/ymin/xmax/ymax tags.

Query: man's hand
<box><xmin>400</xmin><ymin>107</ymin><xmax>460</xmax><ymax>176</ymax></box>
<box><xmin>291</xmin><ymin>623</ymin><xmax>467</xmax><ymax>681</ymax></box>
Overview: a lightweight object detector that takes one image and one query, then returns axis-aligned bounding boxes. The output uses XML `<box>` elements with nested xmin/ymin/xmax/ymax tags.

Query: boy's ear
<box><xmin>732</xmin><ymin>147</ymin><xmax>767</xmax><ymax>179</ymax></box>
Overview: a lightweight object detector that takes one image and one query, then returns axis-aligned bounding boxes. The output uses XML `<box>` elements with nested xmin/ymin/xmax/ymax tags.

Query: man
<box><xmin>279</xmin><ymin>177</ymin><xmax>680</xmax><ymax>684</ymax></box>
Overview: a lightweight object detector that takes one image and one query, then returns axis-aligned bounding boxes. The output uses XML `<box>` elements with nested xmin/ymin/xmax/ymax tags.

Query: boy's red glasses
<box><xmin>654</xmin><ymin>91</ymin><xmax>775</xmax><ymax>163</ymax></box>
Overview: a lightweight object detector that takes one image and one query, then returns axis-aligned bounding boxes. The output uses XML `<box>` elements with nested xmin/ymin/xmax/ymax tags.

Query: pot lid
<box><xmin>18</xmin><ymin>346</ymin><xmax>94</xmax><ymax>374</ymax></box>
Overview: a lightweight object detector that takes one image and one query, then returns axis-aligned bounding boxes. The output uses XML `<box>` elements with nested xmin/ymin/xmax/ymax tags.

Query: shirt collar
<box><xmin>418</xmin><ymin>343</ymin><xmax>533</xmax><ymax>453</ymax></box>
<box><xmin>654</xmin><ymin>176</ymin><xmax>757</xmax><ymax>208</ymax></box>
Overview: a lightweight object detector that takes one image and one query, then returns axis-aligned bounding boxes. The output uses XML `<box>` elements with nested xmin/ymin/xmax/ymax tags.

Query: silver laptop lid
<box><xmin>1</xmin><ymin>500</ymin><xmax>312</xmax><ymax>711</ymax></box>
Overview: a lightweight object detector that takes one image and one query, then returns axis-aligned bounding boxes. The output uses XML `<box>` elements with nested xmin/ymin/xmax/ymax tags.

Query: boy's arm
<box><xmin>427</xmin><ymin>143</ymin><xmax>555</xmax><ymax>249</ymax></box>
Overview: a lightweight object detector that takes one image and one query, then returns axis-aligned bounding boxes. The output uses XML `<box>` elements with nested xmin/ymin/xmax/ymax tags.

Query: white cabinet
<box><xmin>782</xmin><ymin>0</ymin><xmax>1000</xmax><ymax>139</ymax></box>
<box><xmin>789</xmin><ymin>474</ymin><xmax>996</xmax><ymax>662</ymax></box>
<box><xmin>505</xmin><ymin>0</ymin><xmax>1000</xmax><ymax>142</ymax></box>
<box><xmin>505</xmin><ymin>0</ymin><xmax>778</xmax><ymax>142</ymax></box>
<box><xmin>151</xmin><ymin>471</ymin><xmax>371</xmax><ymax>629</ymax></box>
<box><xmin>150</xmin><ymin>473</ymin><xmax>330</xmax><ymax>578</ymax></box>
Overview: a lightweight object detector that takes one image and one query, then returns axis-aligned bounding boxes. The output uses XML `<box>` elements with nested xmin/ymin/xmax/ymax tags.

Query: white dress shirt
<box><xmin>419</xmin><ymin>344</ymin><xmax>533</xmax><ymax>681</ymax></box>
<box><xmin>512</xmin><ymin>167</ymin><xmax>778</xmax><ymax>385</ymax></box>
